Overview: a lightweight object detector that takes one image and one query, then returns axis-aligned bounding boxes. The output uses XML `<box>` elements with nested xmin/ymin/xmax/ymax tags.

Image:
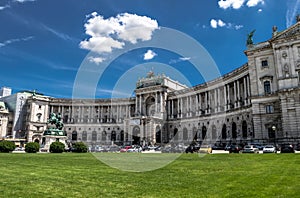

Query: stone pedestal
<box><xmin>41</xmin><ymin>129</ymin><xmax>67</xmax><ymax>152</ymax></box>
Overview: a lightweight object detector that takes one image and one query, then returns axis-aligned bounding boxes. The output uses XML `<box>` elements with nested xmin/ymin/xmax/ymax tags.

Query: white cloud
<box><xmin>218</xmin><ymin>0</ymin><xmax>245</xmax><ymax>9</ymax></box>
<box><xmin>218</xmin><ymin>0</ymin><xmax>264</xmax><ymax>9</ymax></box>
<box><xmin>80</xmin><ymin>12</ymin><xmax>159</xmax><ymax>64</ymax></box>
<box><xmin>210</xmin><ymin>19</ymin><xmax>218</xmax><ymax>28</ymax></box>
<box><xmin>218</xmin><ymin>19</ymin><xmax>226</xmax><ymax>27</ymax></box>
<box><xmin>14</xmin><ymin>0</ymin><xmax>36</xmax><ymax>3</ymax></box>
<box><xmin>169</xmin><ymin>57</ymin><xmax>191</xmax><ymax>64</ymax></box>
<box><xmin>246</xmin><ymin>0</ymin><xmax>264</xmax><ymax>7</ymax></box>
<box><xmin>87</xmin><ymin>56</ymin><xmax>105</xmax><ymax>65</ymax></box>
<box><xmin>210</xmin><ymin>19</ymin><xmax>243</xmax><ymax>30</ymax></box>
<box><xmin>0</xmin><ymin>4</ymin><xmax>10</xmax><ymax>10</ymax></box>
<box><xmin>143</xmin><ymin>50</ymin><xmax>157</xmax><ymax>60</ymax></box>
<box><xmin>41</xmin><ymin>24</ymin><xmax>77</xmax><ymax>42</ymax></box>
<box><xmin>0</xmin><ymin>36</ymin><xmax>34</xmax><ymax>48</ymax></box>
<box><xmin>258</xmin><ymin>8</ymin><xmax>263</xmax><ymax>12</ymax></box>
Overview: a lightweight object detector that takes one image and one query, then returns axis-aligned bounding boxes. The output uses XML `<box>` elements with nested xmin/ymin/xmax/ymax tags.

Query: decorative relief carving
<box><xmin>282</xmin><ymin>51</ymin><xmax>287</xmax><ymax>59</ymax></box>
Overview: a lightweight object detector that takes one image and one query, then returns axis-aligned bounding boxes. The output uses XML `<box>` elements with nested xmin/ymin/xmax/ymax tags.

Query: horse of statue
<box><xmin>48</xmin><ymin>112</ymin><xmax>64</xmax><ymax>130</ymax></box>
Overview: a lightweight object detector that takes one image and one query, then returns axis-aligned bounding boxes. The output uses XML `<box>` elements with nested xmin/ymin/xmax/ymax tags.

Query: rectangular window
<box><xmin>261</xmin><ymin>60</ymin><xmax>268</xmax><ymax>67</ymax></box>
<box><xmin>266</xmin><ymin>105</ymin><xmax>274</xmax><ymax>114</ymax></box>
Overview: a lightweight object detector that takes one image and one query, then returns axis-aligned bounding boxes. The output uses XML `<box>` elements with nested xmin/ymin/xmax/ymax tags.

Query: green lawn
<box><xmin>0</xmin><ymin>153</ymin><xmax>299</xmax><ymax>198</ymax></box>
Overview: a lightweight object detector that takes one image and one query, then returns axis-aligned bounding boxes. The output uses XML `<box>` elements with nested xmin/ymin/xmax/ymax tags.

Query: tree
<box><xmin>73</xmin><ymin>142</ymin><xmax>88</xmax><ymax>153</ymax></box>
<box><xmin>0</xmin><ymin>140</ymin><xmax>16</xmax><ymax>153</ymax></box>
<box><xmin>50</xmin><ymin>142</ymin><xmax>65</xmax><ymax>153</ymax></box>
<box><xmin>25</xmin><ymin>142</ymin><xmax>40</xmax><ymax>153</ymax></box>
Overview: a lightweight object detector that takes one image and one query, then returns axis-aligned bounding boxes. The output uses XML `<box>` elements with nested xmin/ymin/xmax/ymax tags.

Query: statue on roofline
<box><xmin>246</xmin><ymin>29</ymin><xmax>256</xmax><ymax>46</ymax></box>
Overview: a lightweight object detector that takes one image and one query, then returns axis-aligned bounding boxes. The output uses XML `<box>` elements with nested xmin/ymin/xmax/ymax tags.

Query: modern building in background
<box><xmin>1</xmin><ymin>19</ymin><xmax>300</xmax><ymax>148</ymax></box>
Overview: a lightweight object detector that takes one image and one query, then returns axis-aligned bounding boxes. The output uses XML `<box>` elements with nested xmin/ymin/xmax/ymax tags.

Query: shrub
<box><xmin>0</xmin><ymin>140</ymin><xmax>16</xmax><ymax>153</ymax></box>
<box><xmin>50</xmin><ymin>141</ymin><xmax>65</xmax><ymax>153</ymax></box>
<box><xmin>73</xmin><ymin>142</ymin><xmax>88</xmax><ymax>153</ymax></box>
<box><xmin>25</xmin><ymin>142</ymin><xmax>40</xmax><ymax>153</ymax></box>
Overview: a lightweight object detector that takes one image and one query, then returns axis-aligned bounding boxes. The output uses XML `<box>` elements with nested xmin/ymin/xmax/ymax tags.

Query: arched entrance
<box><xmin>232</xmin><ymin>122</ymin><xmax>237</xmax><ymax>139</ymax></box>
<box><xmin>155</xmin><ymin>126</ymin><xmax>161</xmax><ymax>144</ymax></box>
<box><xmin>183</xmin><ymin>128</ymin><xmax>188</xmax><ymax>142</ymax></box>
<box><xmin>132</xmin><ymin>126</ymin><xmax>140</xmax><ymax>145</ymax></box>
<box><xmin>242</xmin><ymin>121</ymin><xmax>247</xmax><ymax>138</ymax></box>
<box><xmin>111</xmin><ymin>131</ymin><xmax>116</xmax><ymax>142</ymax></box>
<box><xmin>173</xmin><ymin>128</ymin><xmax>178</xmax><ymax>141</ymax></box>
<box><xmin>202</xmin><ymin>126</ymin><xmax>207</xmax><ymax>140</ymax></box>
<box><xmin>212</xmin><ymin>125</ymin><xmax>217</xmax><ymax>141</ymax></box>
<box><xmin>193</xmin><ymin>127</ymin><xmax>197</xmax><ymax>141</ymax></box>
<box><xmin>72</xmin><ymin>131</ymin><xmax>77</xmax><ymax>141</ymax></box>
<box><xmin>146</xmin><ymin>96</ymin><xmax>156</xmax><ymax>116</ymax></box>
<box><xmin>222</xmin><ymin>124</ymin><xmax>227</xmax><ymax>140</ymax></box>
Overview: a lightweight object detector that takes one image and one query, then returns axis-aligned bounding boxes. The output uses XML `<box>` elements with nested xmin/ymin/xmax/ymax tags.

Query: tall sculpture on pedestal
<box><xmin>42</xmin><ymin>113</ymin><xmax>67</xmax><ymax>151</ymax></box>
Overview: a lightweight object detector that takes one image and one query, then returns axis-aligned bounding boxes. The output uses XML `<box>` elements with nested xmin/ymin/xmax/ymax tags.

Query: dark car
<box><xmin>212</xmin><ymin>145</ymin><xmax>224</xmax><ymax>150</ymax></box>
<box><xmin>185</xmin><ymin>145</ymin><xmax>200</xmax><ymax>153</ymax></box>
<box><xmin>280</xmin><ymin>144</ymin><xmax>294</xmax><ymax>153</ymax></box>
<box><xmin>228</xmin><ymin>145</ymin><xmax>243</xmax><ymax>153</ymax></box>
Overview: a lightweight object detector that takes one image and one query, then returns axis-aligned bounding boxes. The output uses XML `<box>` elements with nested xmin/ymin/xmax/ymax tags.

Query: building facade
<box><xmin>1</xmin><ymin>20</ymin><xmax>300</xmax><ymax>148</ymax></box>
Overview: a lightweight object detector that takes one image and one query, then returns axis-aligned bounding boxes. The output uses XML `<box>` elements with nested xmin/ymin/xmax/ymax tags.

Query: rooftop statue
<box><xmin>246</xmin><ymin>30</ymin><xmax>256</xmax><ymax>46</ymax></box>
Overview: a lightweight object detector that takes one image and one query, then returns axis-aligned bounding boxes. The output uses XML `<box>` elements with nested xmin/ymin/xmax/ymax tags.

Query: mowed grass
<box><xmin>0</xmin><ymin>153</ymin><xmax>299</xmax><ymax>198</ymax></box>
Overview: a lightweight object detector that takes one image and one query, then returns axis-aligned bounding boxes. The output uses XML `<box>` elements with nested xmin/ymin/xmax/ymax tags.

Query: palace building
<box><xmin>1</xmin><ymin>19</ymin><xmax>300</xmax><ymax>148</ymax></box>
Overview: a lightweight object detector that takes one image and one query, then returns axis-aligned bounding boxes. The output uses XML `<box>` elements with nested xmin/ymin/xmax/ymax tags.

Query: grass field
<box><xmin>0</xmin><ymin>153</ymin><xmax>299</xmax><ymax>198</ymax></box>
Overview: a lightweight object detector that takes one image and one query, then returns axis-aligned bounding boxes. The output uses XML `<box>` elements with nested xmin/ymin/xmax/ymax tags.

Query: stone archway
<box><xmin>155</xmin><ymin>126</ymin><xmax>161</xmax><ymax>144</ymax></box>
<box><xmin>242</xmin><ymin>121</ymin><xmax>247</xmax><ymax>139</ymax></box>
<box><xmin>232</xmin><ymin>122</ymin><xmax>237</xmax><ymax>139</ymax></box>
<box><xmin>222</xmin><ymin>124</ymin><xmax>227</xmax><ymax>140</ymax></box>
<box><xmin>132</xmin><ymin>126</ymin><xmax>141</xmax><ymax>145</ymax></box>
<box><xmin>202</xmin><ymin>126</ymin><xmax>207</xmax><ymax>140</ymax></box>
<box><xmin>145</xmin><ymin>96</ymin><xmax>156</xmax><ymax>116</ymax></box>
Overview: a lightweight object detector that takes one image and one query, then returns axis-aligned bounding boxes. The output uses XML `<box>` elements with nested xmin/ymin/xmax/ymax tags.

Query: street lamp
<box><xmin>272</xmin><ymin>125</ymin><xmax>276</xmax><ymax>146</ymax></box>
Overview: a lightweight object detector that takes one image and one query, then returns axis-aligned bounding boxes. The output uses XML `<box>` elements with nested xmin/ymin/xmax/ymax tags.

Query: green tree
<box><xmin>0</xmin><ymin>140</ymin><xmax>16</xmax><ymax>152</ymax></box>
<box><xmin>25</xmin><ymin>142</ymin><xmax>40</xmax><ymax>153</ymax></box>
<box><xmin>73</xmin><ymin>142</ymin><xmax>88</xmax><ymax>153</ymax></box>
<box><xmin>50</xmin><ymin>141</ymin><xmax>65</xmax><ymax>153</ymax></box>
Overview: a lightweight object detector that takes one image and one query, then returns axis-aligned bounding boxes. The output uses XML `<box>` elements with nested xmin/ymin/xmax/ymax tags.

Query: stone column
<box><xmin>139</xmin><ymin>95</ymin><xmax>142</xmax><ymax>115</ymax></box>
<box><xmin>233</xmin><ymin>81</ymin><xmax>237</xmax><ymax>108</ymax></box>
<box><xmin>243</xmin><ymin>77</ymin><xmax>247</xmax><ymax>105</ymax></box>
<box><xmin>180</xmin><ymin>98</ymin><xmax>183</xmax><ymax>118</ymax></box>
<box><xmin>160</xmin><ymin>92</ymin><xmax>163</xmax><ymax>113</ymax></box>
<box><xmin>199</xmin><ymin>93</ymin><xmax>202</xmax><ymax>113</ymax></box>
<box><xmin>135</xmin><ymin>96</ymin><xmax>138</xmax><ymax>115</ymax></box>
<box><xmin>214</xmin><ymin>89</ymin><xmax>217</xmax><ymax>112</ymax></box>
<box><xmin>195</xmin><ymin>94</ymin><xmax>199</xmax><ymax>115</ymax></box>
<box><xmin>237</xmin><ymin>80</ymin><xmax>240</xmax><ymax>107</ymax></box>
<box><xmin>217</xmin><ymin>88</ymin><xmax>221</xmax><ymax>112</ymax></box>
<box><xmin>155</xmin><ymin>92</ymin><xmax>158</xmax><ymax>113</ymax></box>
<box><xmin>205</xmin><ymin>92</ymin><xmax>208</xmax><ymax>114</ymax></box>
<box><xmin>247</xmin><ymin>76</ymin><xmax>251</xmax><ymax>104</ymax></box>
<box><xmin>224</xmin><ymin>86</ymin><xmax>227</xmax><ymax>111</ymax></box>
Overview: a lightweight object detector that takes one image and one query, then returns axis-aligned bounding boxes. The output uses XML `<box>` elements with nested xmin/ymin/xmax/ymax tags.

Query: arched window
<box><xmin>72</xmin><ymin>131</ymin><xmax>77</xmax><ymax>141</ymax></box>
<box><xmin>82</xmin><ymin>131</ymin><xmax>87</xmax><ymax>141</ymax></box>
<box><xmin>264</xmin><ymin>81</ymin><xmax>271</xmax><ymax>94</ymax></box>
<box><xmin>156</xmin><ymin>126</ymin><xmax>161</xmax><ymax>144</ymax></box>
<box><xmin>36</xmin><ymin>113</ymin><xmax>42</xmax><ymax>122</ymax></box>
<box><xmin>193</xmin><ymin>127</ymin><xmax>198</xmax><ymax>141</ymax></box>
<box><xmin>120</xmin><ymin>130</ymin><xmax>124</xmax><ymax>142</ymax></box>
<box><xmin>232</xmin><ymin>122</ymin><xmax>237</xmax><ymax>139</ymax></box>
<box><xmin>92</xmin><ymin>131</ymin><xmax>97</xmax><ymax>141</ymax></box>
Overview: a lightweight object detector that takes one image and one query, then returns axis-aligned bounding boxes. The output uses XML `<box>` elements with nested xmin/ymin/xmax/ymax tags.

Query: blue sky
<box><xmin>0</xmin><ymin>0</ymin><xmax>299</xmax><ymax>98</ymax></box>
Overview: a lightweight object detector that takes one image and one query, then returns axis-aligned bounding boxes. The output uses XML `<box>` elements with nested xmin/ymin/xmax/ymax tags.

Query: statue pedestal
<box><xmin>41</xmin><ymin>129</ymin><xmax>67</xmax><ymax>152</ymax></box>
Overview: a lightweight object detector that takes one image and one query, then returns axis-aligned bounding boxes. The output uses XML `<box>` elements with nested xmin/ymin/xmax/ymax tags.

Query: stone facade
<box><xmin>1</xmin><ymin>20</ymin><xmax>300</xmax><ymax>147</ymax></box>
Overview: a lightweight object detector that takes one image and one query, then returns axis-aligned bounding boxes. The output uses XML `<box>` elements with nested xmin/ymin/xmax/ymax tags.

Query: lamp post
<box><xmin>272</xmin><ymin>125</ymin><xmax>276</xmax><ymax>146</ymax></box>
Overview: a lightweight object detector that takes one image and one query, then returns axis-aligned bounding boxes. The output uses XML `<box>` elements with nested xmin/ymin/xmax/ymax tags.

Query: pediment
<box><xmin>271</xmin><ymin>22</ymin><xmax>300</xmax><ymax>41</ymax></box>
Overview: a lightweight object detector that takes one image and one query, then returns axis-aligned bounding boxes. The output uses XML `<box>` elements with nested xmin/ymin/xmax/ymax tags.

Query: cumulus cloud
<box><xmin>218</xmin><ymin>0</ymin><xmax>264</xmax><ymax>9</ymax></box>
<box><xmin>246</xmin><ymin>0</ymin><xmax>264</xmax><ymax>7</ymax></box>
<box><xmin>218</xmin><ymin>0</ymin><xmax>245</xmax><ymax>9</ymax></box>
<box><xmin>143</xmin><ymin>50</ymin><xmax>157</xmax><ymax>60</ymax></box>
<box><xmin>0</xmin><ymin>4</ymin><xmax>10</xmax><ymax>10</ymax></box>
<box><xmin>0</xmin><ymin>36</ymin><xmax>34</xmax><ymax>48</ymax></box>
<box><xmin>258</xmin><ymin>8</ymin><xmax>263</xmax><ymax>13</ymax></box>
<box><xmin>87</xmin><ymin>56</ymin><xmax>105</xmax><ymax>65</ymax></box>
<box><xmin>80</xmin><ymin>12</ymin><xmax>159</xmax><ymax>64</ymax></box>
<box><xmin>210</xmin><ymin>19</ymin><xmax>243</xmax><ymax>30</ymax></box>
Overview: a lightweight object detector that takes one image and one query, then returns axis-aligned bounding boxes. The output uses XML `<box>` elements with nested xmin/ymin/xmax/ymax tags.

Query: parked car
<box><xmin>120</xmin><ymin>146</ymin><xmax>132</xmax><ymax>152</ymax></box>
<box><xmin>249</xmin><ymin>143</ymin><xmax>264</xmax><ymax>150</ymax></box>
<box><xmin>108</xmin><ymin>145</ymin><xmax>120</xmax><ymax>152</ymax></box>
<box><xmin>127</xmin><ymin>146</ymin><xmax>142</xmax><ymax>152</ymax></box>
<box><xmin>263</xmin><ymin>145</ymin><xmax>276</xmax><ymax>153</ymax></box>
<box><xmin>212</xmin><ymin>145</ymin><xmax>224</xmax><ymax>150</ymax></box>
<box><xmin>293</xmin><ymin>143</ymin><xmax>300</xmax><ymax>151</ymax></box>
<box><xmin>280</xmin><ymin>144</ymin><xmax>294</xmax><ymax>153</ymax></box>
<box><xmin>242</xmin><ymin>145</ymin><xmax>259</xmax><ymax>153</ymax></box>
<box><xmin>228</xmin><ymin>145</ymin><xmax>243</xmax><ymax>153</ymax></box>
<box><xmin>224</xmin><ymin>145</ymin><xmax>231</xmax><ymax>151</ymax></box>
